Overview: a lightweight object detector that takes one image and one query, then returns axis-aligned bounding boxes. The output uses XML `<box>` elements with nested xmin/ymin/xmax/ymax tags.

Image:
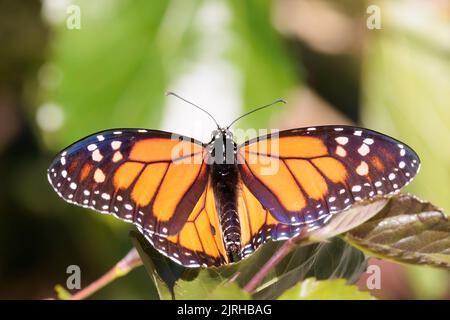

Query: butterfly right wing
<box><xmin>237</xmin><ymin>180</ymin><xmax>308</xmax><ymax>259</ymax></box>
<box><xmin>236</xmin><ymin>126</ymin><xmax>421</xmax><ymax>258</ymax></box>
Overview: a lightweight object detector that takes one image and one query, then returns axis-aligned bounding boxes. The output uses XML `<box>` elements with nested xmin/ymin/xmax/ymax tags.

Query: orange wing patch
<box><xmin>114</xmin><ymin>162</ymin><xmax>144</xmax><ymax>189</ymax></box>
<box><xmin>160</xmin><ymin>179</ymin><xmax>228</xmax><ymax>266</ymax></box>
<box><xmin>238</xmin><ymin>182</ymin><xmax>267</xmax><ymax>247</ymax></box>
<box><xmin>285</xmin><ymin>159</ymin><xmax>328</xmax><ymax>200</ymax></box>
<box><xmin>371</xmin><ymin>156</ymin><xmax>385</xmax><ymax>172</ymax></box>
<box><xmin>238</xmin><ymin>133</ymin><xmax>354</xmax><ymax>224</ymax></box>
<box><xmin>241</xmin><ymin>154</ymin><xmax>306</xmax><ymax>212</ymax></box>
<box><xmin>131</xmin><ymin>163</ymin><xmax>168</xmax><ymax>207</ymax></box>
<box><xmin>312</xmin><ymin>157</ymin><xmax>347</xmax><ymax>183</ymax></box>
<box><xmin>238</xmin><ymin>181</ymin><xmax>300</xmax><ymax>258</ymax></box>
<box><xmin>79</xmin><ymin>163</ymin><xmax>92</xmax><ymax>182</ymax></box>
<box><xmin>243</xmin><ymin>136</ymin><xmax>328</xmax><ymax>158</ymax></box>
<box><xmin>153</xmin><ymin>161</ymin><xmax>206</xmax><ymax>222</ymax></box>
<box><xmin>130</xmin><ymin>138</ymin><xmax>203</xmax><ymax>162</ymax></box>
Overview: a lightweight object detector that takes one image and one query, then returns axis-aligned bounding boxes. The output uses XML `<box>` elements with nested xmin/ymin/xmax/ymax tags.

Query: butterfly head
<box><xmin>211</xmin><ymin>127</ymin><xmax>233</xmax><ymax>141</ymax></box>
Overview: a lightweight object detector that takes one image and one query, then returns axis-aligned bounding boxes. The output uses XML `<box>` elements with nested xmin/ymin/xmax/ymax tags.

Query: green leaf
<box><xmin>130</xmin><ymin>231</ymin><xmax>199</xmax><ymax>300</ymax></box>
<box><xmin>249</xmin><ymin>238</ymin><xmax>366</xmax><ymax>300</ymax></box>
<box><xmin>308</xmin><ymin>197</ymin><xmax>389</xmax><ymax>242</ymax></box>
<box><xmin>278</xmin><ymin>278</ymin><xmax>374</xmax><ymax>300</ymax></box>
<box><xmin>54</xmin><ymin>284</ymin><xmax>72</xmax><ymax>300</ymax></box>
<box><xmin>131</xmin><ymin>229</ymin><xmax>366</xmax><ymax>300</ymax></box>
<box><xmin>174</xmin><ymin>270</ymin><xmax>250</xmax><ymax>300</ymax></box>
<box><xmin>344</xmin><ymin>194</ymin><xmax>450</xmax><ymax>269</ymax></box>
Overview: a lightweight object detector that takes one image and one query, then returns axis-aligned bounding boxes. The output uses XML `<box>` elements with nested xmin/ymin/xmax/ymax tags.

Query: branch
<box><xmin>243</xmin><ymin>231</ymin><xmax>309</xmax><ymax>293</ymax></box>
<box><xmin>69</xmin><ymin>248</ymin><xmax>142</xmax><ymax>300</ymax></box>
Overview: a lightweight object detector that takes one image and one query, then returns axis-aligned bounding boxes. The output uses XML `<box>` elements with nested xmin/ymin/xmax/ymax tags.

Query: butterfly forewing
<box><xmin>47</xmin><ymin>129</ymin><xmax>208</xmax><ymax>238</ymax></box>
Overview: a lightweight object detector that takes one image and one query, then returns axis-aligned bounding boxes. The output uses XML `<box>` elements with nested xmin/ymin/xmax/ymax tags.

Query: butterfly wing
<box><xmin>47</xmin><ymin>129</ymin><xmax>211</xmax><ymax>237</ymax></box>
<box><xmin>142</xmin><ymin>178</ymin><xmax>229</xmax><ymax>267</ymax></box>
<box><xmin>237</xmin><ymin>125</ymin><xmax>420</xmax><ymax>249</ymax></box>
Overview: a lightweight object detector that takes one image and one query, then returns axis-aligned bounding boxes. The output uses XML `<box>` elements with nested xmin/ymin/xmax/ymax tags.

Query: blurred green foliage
<box><xmin>278</xmin><ymin>278</ymin><xmax>374</xmax><ymax>300</ymax></box>
<box><xmin>362</xmin><ymin>0</ymin><xmax>450</xmax><ymax>298</ymax></box>
<box><xmin>41</xmin><ymin>0</ymin><xmax>201</xmax><ymax>148</ymax></box>
<box><xmin>0</xmin><ymin>0</ymin><xmax>449</xmax><ymax>299</ymax></box>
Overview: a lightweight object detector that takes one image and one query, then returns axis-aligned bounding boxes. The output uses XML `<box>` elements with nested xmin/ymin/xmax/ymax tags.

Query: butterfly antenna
<box><xmin>166</xmin><ymin>91</ymin><xmax>220</xmax><ymax>129</ymax></box>
<box><xmin>226</xmin><ymin>98</ymin><xmax>287</xmax><ymax>129</ymax></box>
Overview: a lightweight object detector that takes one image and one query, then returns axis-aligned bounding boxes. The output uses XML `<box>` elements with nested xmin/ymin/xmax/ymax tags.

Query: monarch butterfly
<box><xmin>47</xmin><ymin>93</ymin><xmax>420</xmax><ymax>267</ymax></box>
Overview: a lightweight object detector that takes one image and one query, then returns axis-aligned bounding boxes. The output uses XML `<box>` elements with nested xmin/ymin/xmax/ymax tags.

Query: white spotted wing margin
<box><xmin>237</xmin><ymin>125</ymin><xmax>420</xmax><ymax>232</ymax></box>
<box><xmin>47</xmin><ymin>128</ymin><xmax>207</xmax><ymax>235</ymax></box>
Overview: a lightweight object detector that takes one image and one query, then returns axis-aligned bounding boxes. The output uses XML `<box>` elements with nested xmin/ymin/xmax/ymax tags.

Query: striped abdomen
<box><xmin>211</xmin><ymin>163</ymin><xmax>241</xmax><ymax>262</ymax></box>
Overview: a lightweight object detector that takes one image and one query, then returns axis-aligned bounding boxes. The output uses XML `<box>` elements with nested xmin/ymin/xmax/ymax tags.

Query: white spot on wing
<box><xmin>111</xmin><ymin>141</ymin><xmax>122</xmax><ymax>150</ymax></box>
<box><xmin>336</xmin><ymin>146</ymin><xmax>347</xmax><ymax>157</ymax></box>
<box><xmin>94</xmin><ymin>168</ymin><xmax>105</xmax><ymax>183</ymax></box>
<box><xmin>112</xmin><ymin>151</ymin><xmax>123</xmax><ymax>162</ymax></box>
<box><xmin>92</xmin><ymin>149</ymin><xmax>103</xmax><ymax>162</ymax></box>
<box><xmin>335</xmin><ymin>137</ymin><xmax>349</xmax><ymax>145</ymax></box>
<box><xmin>356</xmin><ymin>161</ymin><xmax>369</xmax><ymax>176</ymax></box>
<box><xmin>358</xmin><ymin>144</ymin><xmax>370</xmax><ymax>156</ymax></box>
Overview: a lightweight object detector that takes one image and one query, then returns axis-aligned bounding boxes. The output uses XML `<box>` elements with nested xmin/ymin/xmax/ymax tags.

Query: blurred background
<box><xmin>0</xmin><ymin>0</ymin><xmax>449</xmax><ymax>299</ymax></box>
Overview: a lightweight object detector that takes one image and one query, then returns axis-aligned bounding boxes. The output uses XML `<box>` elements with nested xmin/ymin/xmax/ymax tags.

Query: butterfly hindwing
<box><xmin>142</xmin><ymin>179</ymin><xmax>229</xmax><ymax>267</ymax></box>
<box><xmin>237</xmin><ymin>181</ymin><xmax>309</xmax><ymax>259</ymax></box>
<box><xmin>47</xmin><ymin>129</ymin><xmax>208</xmax><ymax>237</ymax></box>
<box><xmin>237</xmin><ymin>126</ymin><xmax>420</xmax><ymax>233</ymax></box>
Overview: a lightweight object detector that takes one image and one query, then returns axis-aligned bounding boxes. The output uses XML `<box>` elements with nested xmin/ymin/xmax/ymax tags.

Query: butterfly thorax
<box><xmin>208</xmin><ymin>128</ymin><xmax>241</xmax><ymax>263</ymax></box>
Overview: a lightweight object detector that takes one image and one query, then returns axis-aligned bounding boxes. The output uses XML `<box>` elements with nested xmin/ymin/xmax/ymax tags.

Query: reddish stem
<box><xmin>243</xmin><ymin>231</ymin><xmax>310</xmax><ymax>293</ymax></box>
<box><xmin>70</xmin><ymin>248</ymin><xmax>142</xmax><ymax>300</ymax></box>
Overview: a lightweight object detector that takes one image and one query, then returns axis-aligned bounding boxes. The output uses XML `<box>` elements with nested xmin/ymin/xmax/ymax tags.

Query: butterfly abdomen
<box><xmin>211</xmin><ymin>163</ymin><xmax>241</xmax><ymax>262</ymax></box>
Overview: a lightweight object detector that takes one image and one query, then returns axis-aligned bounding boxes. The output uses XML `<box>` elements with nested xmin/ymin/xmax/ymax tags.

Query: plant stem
<box><xmin>243</xmin><ymin>232</ymin><xmax>310</xmax><ymax>293</ymax></box>
<box><xmin>70</xmin><ymin>248</ymin><xmax>142</xmax><ymax>300</ymax></box>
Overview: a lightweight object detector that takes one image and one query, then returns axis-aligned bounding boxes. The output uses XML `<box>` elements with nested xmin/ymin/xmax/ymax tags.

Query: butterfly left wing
<box><xmin>142</xmin><ymin>178</ymin><xmax>229</xmax><ymax>267</ymax></box>
<box><xmin>47</xmin><ymin>129</ymin><xmax>208</xmax><ymax>237</ymax></box>
<box><xmin>236</xmin><ymin>125</ymin><xmax>420</xmax><ymax>250</ymax></box>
